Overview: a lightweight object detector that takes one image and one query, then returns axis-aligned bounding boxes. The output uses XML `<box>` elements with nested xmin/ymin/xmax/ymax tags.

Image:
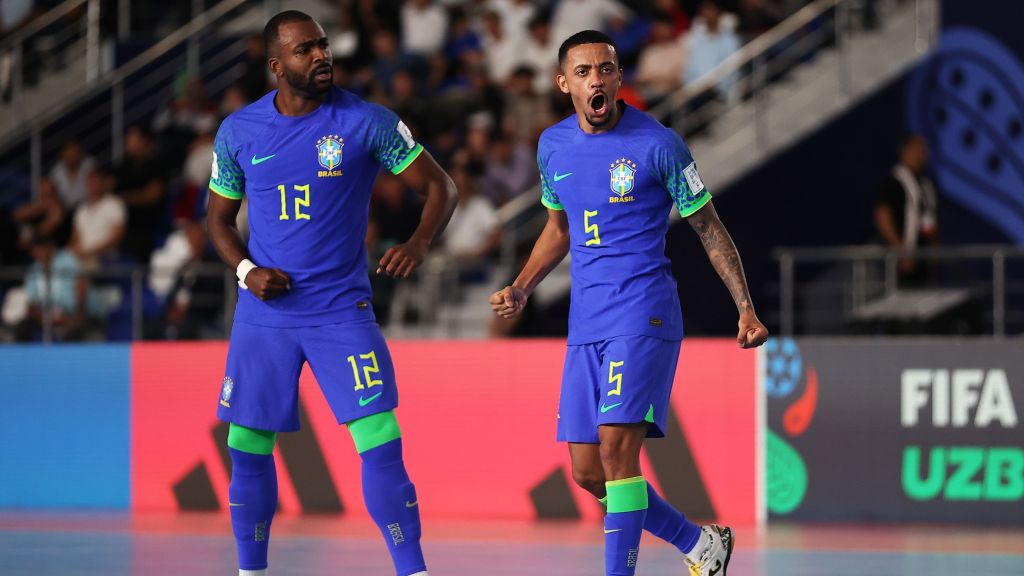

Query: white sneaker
<box><xmin>686</xmin><ymin>524</ymin><xmax>733</xmax><ymax>576</ymax></box>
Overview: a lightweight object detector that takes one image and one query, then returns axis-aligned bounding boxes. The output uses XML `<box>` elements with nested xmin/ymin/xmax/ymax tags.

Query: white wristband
<box><xmin>236</xmin><ymin>258</ymin><xmax>257</xmax><ymax>288</ymax></box>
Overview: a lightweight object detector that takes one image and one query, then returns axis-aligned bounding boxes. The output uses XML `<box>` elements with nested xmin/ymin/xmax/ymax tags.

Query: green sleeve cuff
<box><xmin>541</xmin><ymin>197</ymin><xmax>564</xmax><ymax>211</ymax></box>
<box><xmin>677</xmin><ymin>189</ymin><xmax>712</xmax><ymax>218</ymax></box>
<box><xmin>390</xmin><ymin>143</ymin><xmax>424</xmax><ymax>175</ymax></box>
<box><xmin>210</xmin><ymin>181</ymin><xmax>243</xmax><ymax>200</ymax></box>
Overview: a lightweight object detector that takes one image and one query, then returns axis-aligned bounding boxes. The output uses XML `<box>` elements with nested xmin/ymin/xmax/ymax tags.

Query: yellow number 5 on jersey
<box><xmin>608</xmin><ymin>360</ymin><xmax>624</xmax><ymax>396</ymax></box>
<box><xmin>584</xmin><ymin>209</ymin><xmax>601</xmax><ymax>246</ymax></box>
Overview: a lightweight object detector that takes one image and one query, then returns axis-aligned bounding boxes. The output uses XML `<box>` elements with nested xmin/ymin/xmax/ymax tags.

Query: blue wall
<box><xmin>0</xmin><ymin>345</ymin><xmax>131</xmax><ymax>508</ymax></box>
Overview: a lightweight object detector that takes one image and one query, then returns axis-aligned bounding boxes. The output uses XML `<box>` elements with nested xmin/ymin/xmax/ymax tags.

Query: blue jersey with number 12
<box><xmin>209</xmin><ymin>87</ymin><xmax>423</xmax><ymax>328</ymax></box>
<box><xmin>537</xmin><ymin>103</ymin><xmax>711</xmax><ymax>345</ymax></box>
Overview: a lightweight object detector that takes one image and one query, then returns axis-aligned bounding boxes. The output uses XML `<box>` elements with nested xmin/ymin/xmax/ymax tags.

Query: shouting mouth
<box><xmin>588</xmin><ymin>92</ymin><xmax>609</xmax><ymax>119</ymax></box>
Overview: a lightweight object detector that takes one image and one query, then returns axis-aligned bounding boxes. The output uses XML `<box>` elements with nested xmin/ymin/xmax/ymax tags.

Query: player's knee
<box><xmin>571</xmin><ymin>466</ymin><xmax>606</xmax><ymax>497</ymax></box>
<box><xmin>598</xmin><ymin>429</ymin><xmax>642</xmax><ymax>470</ymax></box>
<box><xmin>347</xmin><ymin>410</ymin><xmax>402</xmax><ymax>454</ymax></box>
<box><xmin>227</xmin><ymin>423</ymin><xmax>277</xmax><ymax>455</ymax></box>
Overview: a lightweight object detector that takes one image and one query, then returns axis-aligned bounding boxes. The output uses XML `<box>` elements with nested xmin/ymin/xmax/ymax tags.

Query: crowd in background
<box><xmin>0</xmin><ymin>0</ymin><xmax>818</xmax><ymax>341</ymax></box>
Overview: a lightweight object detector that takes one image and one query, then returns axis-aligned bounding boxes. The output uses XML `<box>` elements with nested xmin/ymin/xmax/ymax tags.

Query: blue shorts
<box><xmin>556</xmin><ymin>335</ymin><xmax>681</xmax><ymax>444</ymax></box>
<box><xmin>216</xmin><ymin>320</ymin><xmax>398</xmax><ymax>432</ymax></box>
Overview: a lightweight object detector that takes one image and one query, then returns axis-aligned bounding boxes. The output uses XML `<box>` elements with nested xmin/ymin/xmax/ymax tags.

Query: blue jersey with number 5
<box><xmin>537</xmin><ymin>103</ymin><xmax>711</xmax><ymax>345</ymax></box>
<box><xmin>209</xmin><ymin>87</ymin><xmax>423</xmax><ymax>328</ymax></box>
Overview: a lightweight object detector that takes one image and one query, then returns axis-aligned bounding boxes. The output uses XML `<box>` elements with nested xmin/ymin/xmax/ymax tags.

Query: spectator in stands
<box><xmin>502</xmin><ymin>65</ymin><xmax>552</xmax><ymax>144</ymax></box>
<box><xmin>175</xmin><ymin>132</ymin><xmax>213</xmax><ymax>222</ymax></box>
<box><xmin>606</xmin><ymin>12</ymin><xmax>651</xmax><ymax>70</ymax></box>
<box><xmin>522</xmin><ymin>15</ymin><xmax>558</xmax><ymax>94</ymax></box>
<box><xmin>737</xmin><ymin>0</ymin><xmax>784</xmax><ymax>42</ymax></box>
<box><xmin>483</xmin><ymin>134</ymin><xmax>538</xmax><ymax>206</ymax></box>
<box><xmin>219</xmin><ymin>84</ymin><xmax>249</xmax><ymax>122</ymax></box>
<box><xmin>240</xmin><ymin>34</ymin><xmax>269</xmax><ymax>102</ymax></box>
<box><xmin>875</xmin><ymin>135</ymin><xmax>939</xmax><ymax>285</ymax></box>
<box><xmin>114</xmin><ymin>125</ymin><xmax>168</xmax><ymax>264</ymax></box>
<box><xmin>148</xmin><ymin>220</ymin><xmax>222</xmax><ymax>340</ymax></box>
<box><xmin>368</xmin><ymin>173</ymin><xmax>423</xmax><ymax>322</ymax></box>
<box><xmin>10</xmin><ymin>178</ymin><xmax>66</xmax><ymax>251</ymax></box>
<box><xmin>371</xmin><ymin>27</ymin><xmax>423</xmax><ymax>98</ymax></box>
<box><xmin>50</xmin><ymin>139</ymin><xmax>95</xmax><ymax>211</ymax></box>
<box><xmin>550</xmin><ymin>0</ymin><xmax>630</xmax><ymax>46</ymax></box>
<box><xmin>445</xmin><ymin>5</ymin><xmax>484</xmax><ymax>67</ymax></box>
<box><xmin>461</xmin><ymin>112</ymin><xmax>493</xmax><ymax>176</ymax></box>
<box><xmin>400</xmin><ymin>0</ymin><xmax>448</xmax><ymax>58</ymax></box>
<box><xmin>684</xmin><ymin>0</ymin><xmax>742</xmax><ymax>101</ymax></box>
<box><xmin>442</xmin><ymin>162</ymin><xmax>501</xmax><ymax>262</ymax></box>
<box><xmin>481</xmin><ymin>10</ymin><xmax>523</xmax><ymax>84</ymax></box>
<box><xmin>651</xmin><ymin>0</ymin><xmax>691</xmax><ymax>37</ymax></box>
<box><xmin>15</xmin><ymin>233</ymin><xmax>111</xmax><ymax>342</ymax></box>
<box><xmin>489</xmin><ymin>0</ymin><xmax>536</xmax><ymax>45</ymax></box>
<box><xmin>390</xmin><ymin>68</ymin><xmax>430</xmax><ymax>141</ymax></box>
<box><xmin>69</xmin><ymin>166</ymin><xmax>125</xmax><ymax>270</ymax></box>
<box><xmin>153</xmin><ymin>75</ymin><xmax>218</xmax><ymax>167</ymax></box>
<box><xmin>635</xmin><ymin>17</ymin><xmax>687</xmax><ymax>103</ymax></box>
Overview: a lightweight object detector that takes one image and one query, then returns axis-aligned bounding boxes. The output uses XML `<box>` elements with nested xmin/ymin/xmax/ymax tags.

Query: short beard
<box><xmin>283</xmin><ymin>67</ymin><xmax>328</xmax><ymax>96</ymax></box>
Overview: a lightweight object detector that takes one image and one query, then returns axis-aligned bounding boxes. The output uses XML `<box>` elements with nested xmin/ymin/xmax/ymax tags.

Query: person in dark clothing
<box><xmin>114</xmin><ymin>125</ymin><xmax>168</xmax><ymax>264</ymax></box>
<box><xmin>875</xmin><ymin>134</ymin><xmax>939</xmax><ymax>285</ymax></box>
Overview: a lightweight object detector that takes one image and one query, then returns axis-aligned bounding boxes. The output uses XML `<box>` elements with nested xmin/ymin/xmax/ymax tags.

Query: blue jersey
<box><xmin>209</xmin><ymin>87</ymin><xmax>423</xmax><ymax>328</ymax></box>
<box><xmin>537</xmin><ymin>103</ymin><xmax>711</xmax><ymax>345</ymax></box>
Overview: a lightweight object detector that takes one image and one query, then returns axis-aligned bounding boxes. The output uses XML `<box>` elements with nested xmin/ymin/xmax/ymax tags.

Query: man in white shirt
<box><xmin>70</xmin><ymin>167</ymin><xmax>126</xmax><ymax>269</ymax></box>
<box><xmin>401</xmin><ymin>0</ymin><xmax>449</xmax><ymax>57</ymax></box>
<box><xmin>522</xmin><ymin>15</ymin><xmax>559</xmax><ymax>94</ymax></box>
<box><xmin>482</xmin><ymin>10</ymin><xmax>524</xmax><ymax>84</ymax></box>
<box><xmin>550</xmin><ymin>0</ymin><xmax>630</xmax><ymax>46</ymax></box>
<box><xmin>50</xmin><ymin>139</ymin><xmax>96</xmax><ymax>210</ymax></box>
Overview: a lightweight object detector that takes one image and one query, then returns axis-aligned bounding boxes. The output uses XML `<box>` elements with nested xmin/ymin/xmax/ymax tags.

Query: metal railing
<box><xmin>0</xmin><ymin>263</ymin><xmax>236</xmax><ymax>343</ymax></box>
<box><xmin>0</xmin><ymin>0</ymin><xmax>250</xmax><ymax>200</ymax></box>
<box><xmin>647</xmin><ymin>0</ymin><xmax>936</xmax><ymax>161</ymax></box>
<box><xmin>774</xmin><ymin>245</ymin><xmax>1024</xmax><ymax>337</ymax></box>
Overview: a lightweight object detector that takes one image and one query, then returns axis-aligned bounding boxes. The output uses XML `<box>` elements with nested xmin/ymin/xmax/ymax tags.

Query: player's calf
<box><xmin>226</xmin><ymin>424</ymin><xmax>278</xmax><ymax>576</ymax></box>
<box><xmin>348</xmin><ymin>410</ymin><xmax>427</xmax><ymax>576</ymax></box>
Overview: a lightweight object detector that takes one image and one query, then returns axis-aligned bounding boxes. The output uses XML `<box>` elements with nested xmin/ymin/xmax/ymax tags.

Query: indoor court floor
<box><xmin>1</xmin><ymin>513</ymin><xmax>1022</xmax><ymax>575</ymax></box>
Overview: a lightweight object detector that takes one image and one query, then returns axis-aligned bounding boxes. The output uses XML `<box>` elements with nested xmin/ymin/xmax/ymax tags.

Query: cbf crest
<box><xmin>316</xmin><ymin>134</ymin><xmax>344</xmax><ymax>177</ymax></box>
<box><xmin>609</xmin><ymin>158</ymin><xmax>637</xmax><ymax>203</ymax></box>
<box><xmin>220</xmin><ymin>376</ymin><xmax>234</xmax><ymax>408</ymax></box>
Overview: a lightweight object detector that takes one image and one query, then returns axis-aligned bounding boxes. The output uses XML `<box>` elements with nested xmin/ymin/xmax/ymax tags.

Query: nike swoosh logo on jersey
<box><xmin>553</xmin><ymin>171</ymin><xmax>573</xmax><ymax>181</ymax></box>
<box><xmin>358</xmin><ymin>392</ymin><xmax>383</xmax><ymax>407</ymax></box>
<box><xmin>406</xmin><ymin>500</ymin><xmax>418</xmax><ymax>508</ymax></box>
<box><xmin>251</xmin><ymin>154</ymin><xmax>276</xmax><ymax>165</ymax></box>
<box><xmin>600</xmin><ymin>402</ymin><xmax>623</xmax><ymax>413</ymax></box>
<box><xmin>604</xmin><ymin>528</ymin><xmax>622</xmax><ymax>534</ymax></box>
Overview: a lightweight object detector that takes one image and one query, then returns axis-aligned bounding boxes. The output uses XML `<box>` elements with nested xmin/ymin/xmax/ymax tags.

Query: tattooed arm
<box><xmin>687</xmin><ymin>200</ymin><xmax>769</xmax><ymax>348</ymax></box>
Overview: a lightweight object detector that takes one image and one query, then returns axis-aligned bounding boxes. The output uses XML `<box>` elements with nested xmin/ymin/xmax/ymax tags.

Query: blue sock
<box><xmin>360</xmin><ymin>438</ymin><xmax>426</xmax><ymax>576</ymax></box>
<box><xmin>645</xmin><ymin>483</ymin><xmax>702</xmax><ymax>553</ymax></box>
<box><xmin>599</xmin><ymin>484</ymin><xmax>702</xmax><ymax>554</ymax></box>
<box><xmin>605</xmin><ymin>476</ymin><xmax>648</xmax><ymax>576</ymax></box>
<box><xmin>228</xmin><ymin>448</ymin><xmax>277</xmax><ymax>571</ymax></box>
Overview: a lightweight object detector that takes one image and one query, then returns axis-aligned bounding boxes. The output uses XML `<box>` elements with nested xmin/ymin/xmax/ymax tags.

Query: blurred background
<box><xmin>1</xmin><ymin>0</ymin><xmax>1020</xmax><ymax>343</ymax></box>
<box><xmin>0</xmin><ymin>0</ymin><xmax>1021</xmax><ymax>574</ymax></box>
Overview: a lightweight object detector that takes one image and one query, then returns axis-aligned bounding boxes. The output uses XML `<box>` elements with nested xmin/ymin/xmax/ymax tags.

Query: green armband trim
<box><xmin>210</xmin><ymin>181</ymin><xmax>243</xmax><ymax>200</ymax></box>
<box><xmin>606</xmin><ymin>476</ymin><xmax>649</xmax><ymax>513</ymax></box>
<box><xmin>677</xmin><ymin>189</ymin><xmax>712</xmax><ymax>218</ymax></box>
<box><xmin>541</xmin><ymin>197</ymin><xmax>564</xmax><ymax>210</ymax></box>
<box><xmin>227</xmin><ymin>423</ymin><xmax>277</xmax><ymax>455</ymax></box>
<box><xmin>347</xmin><ymin>409</ymin><xmax>402</xmax><ymax>453</ymax></box>
<box><xmin>390</xmin><ymin>143</ymin><xmax>424</xmax><ymax>175</ymax></box>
